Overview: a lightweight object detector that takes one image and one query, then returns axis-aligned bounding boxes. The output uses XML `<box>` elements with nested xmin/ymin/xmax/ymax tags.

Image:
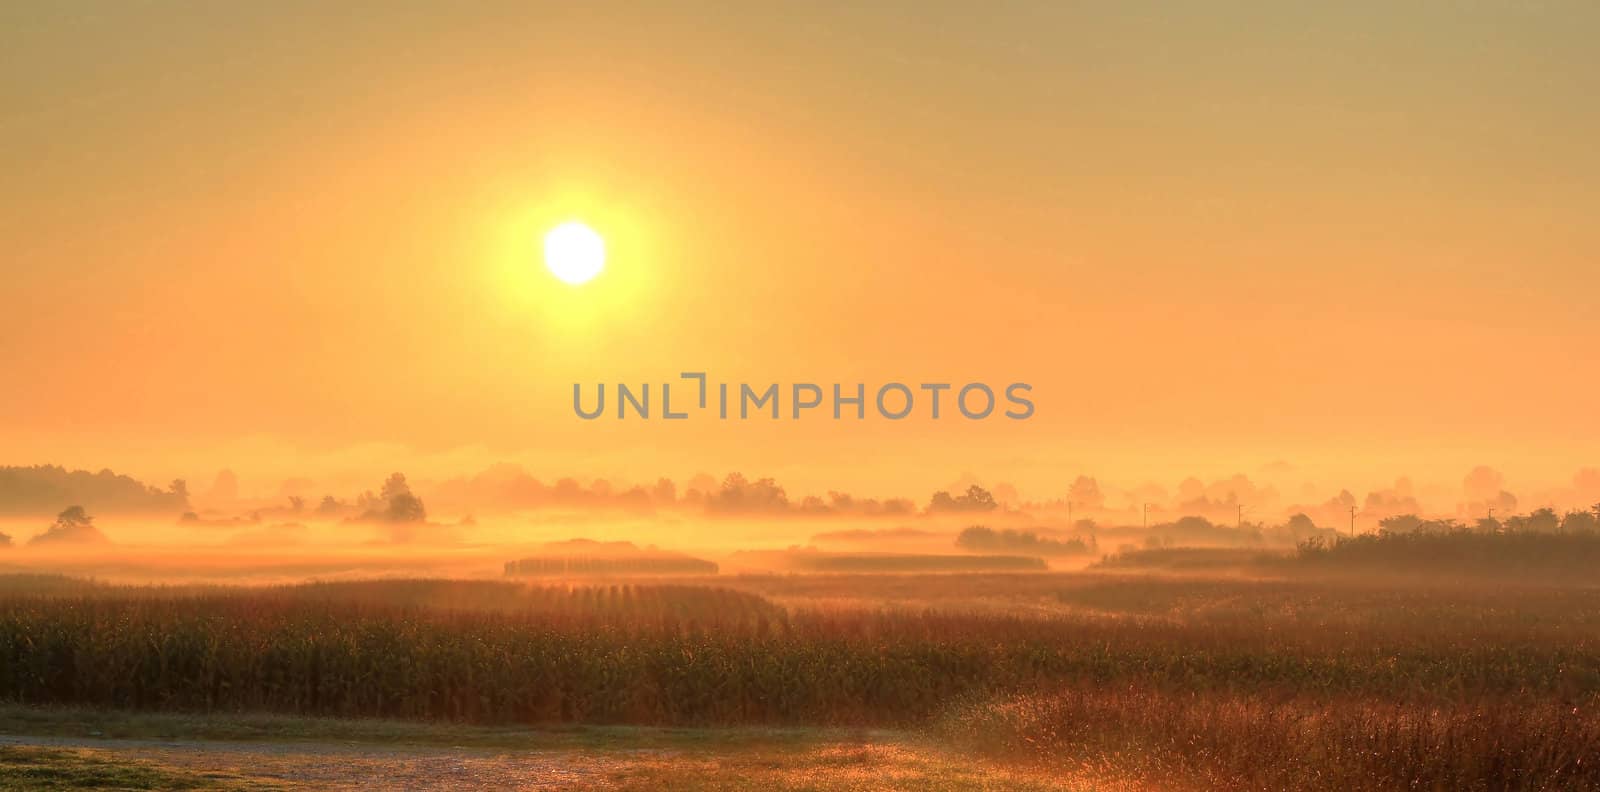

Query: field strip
<box><xmin>0</xmin><ymin>730</ymin><xmax>1100</xmax><ymax>791</ymax></box>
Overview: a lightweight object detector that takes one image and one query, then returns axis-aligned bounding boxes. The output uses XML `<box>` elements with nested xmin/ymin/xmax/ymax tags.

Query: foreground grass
<box><xmin>0</xmin><ymin>745</ymin><xmax>255</xmax><ymax>791</ymax></box>
<box><xmin>596</xmin><ymin>742</ymin><xmax>1088</xmax><ymax>791</ymax></box>
<box><xmin>939</xmin><ymin>687</ymin><xmax>1600</xmax><ymax>791</ymax></box>
<box><xmin>0</xmin><ymin>704</ymin><xmax>849</xmax><ymax>752</ymax></box>
<box><xmin>0</xmin><ymin>706</ymin><xmax>1081</xmax><ymax>792</ymax></box>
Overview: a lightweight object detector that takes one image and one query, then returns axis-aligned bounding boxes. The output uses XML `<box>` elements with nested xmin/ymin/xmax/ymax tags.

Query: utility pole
<box><xmin>1348</xmin><ymin>505</ymin><xmax>1357</xmax><ymax>538</ymax></box>
<box><xmin>1142</xmin><ymin>503</ymin><xmax>1150</xmax><ymax>530</ymax></box>
<box><xmin>1067</xmin><ymin>501</ymin><xmax>1074</xmax><ymax>527</ymax></box>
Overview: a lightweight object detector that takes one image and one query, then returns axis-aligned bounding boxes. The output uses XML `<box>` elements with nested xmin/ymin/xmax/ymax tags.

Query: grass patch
<box><xmin>593</xmin><ymin>741</ymin><xmax>1084</xmax><ymax>791</ymax></box>
<box><xmin>0</xmin><ymin>745</ymin><xmax>244</xmax><ymax>791</ymax></box>
<box><xmin>0</xmin><ymin>704</ymin><xmax>858</xmax><ymax>753</ymax></box>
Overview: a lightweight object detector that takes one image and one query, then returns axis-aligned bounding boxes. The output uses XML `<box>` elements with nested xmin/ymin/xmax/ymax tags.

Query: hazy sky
<box><xmin>3</xmin><ymin>1</ymin><xmax>1597</xmax><ymax>499</ymax></box>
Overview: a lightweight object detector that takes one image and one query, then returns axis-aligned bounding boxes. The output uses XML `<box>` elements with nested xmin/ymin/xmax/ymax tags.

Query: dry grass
<box><xmin>938</xmin><ymin>687</ymin><xmax>1600</xmax><ymax>791</ymax></box>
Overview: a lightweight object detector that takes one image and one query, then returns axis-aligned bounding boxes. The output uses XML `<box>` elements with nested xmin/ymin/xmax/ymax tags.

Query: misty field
<box><xmin>2</xmin><ymin>571</ymin><xmax>1598</xmax><ymax>790</ymax></box>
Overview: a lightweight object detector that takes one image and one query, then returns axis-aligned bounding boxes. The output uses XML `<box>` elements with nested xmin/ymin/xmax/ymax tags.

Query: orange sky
<box><xmin>3</xmin><ymin>2</ymin><xmax>1598</xmax><ymax>503</ymax></box>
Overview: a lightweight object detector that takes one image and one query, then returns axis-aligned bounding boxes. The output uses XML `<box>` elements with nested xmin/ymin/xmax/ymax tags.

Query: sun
<box><xmin>543</xmin><ymin>221</ymin><xmax>606</xmax><ymax>285</ymax></box>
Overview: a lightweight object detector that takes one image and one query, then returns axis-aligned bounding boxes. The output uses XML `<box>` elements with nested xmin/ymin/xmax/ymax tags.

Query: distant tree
<box><xmin>1283</xmin><ymin>513</ymin><xmax>1318</xmax><ymax>538</ymax></box>
<box><xmin>30</xmin><ymin>505</ymin><xmax>109</xmax><ymax>545</ymax></box>
<box><xmin>1528</xmin><ymin>507</ymin><xmax>1561</xmax><ymax>534</ymax></box>
<box><xmin>0</xmin><ymin>465</ymin><xmax>190</xmax><ymax>516</ymax></box>
<box><xmin>956</xmin><ymin>525</ymin><xmax>1089</xmax><ymax>556</ymax></box>
<box><xmin>617</xmin><ymin>486</ymin><xmax>653</xmax><ymax>510</ymax></box>
<box><xmin>551</xmin><ymin>478</ymin><xmax>584</xmax><ymax>503</ymax></box>
<box><xmin>1072</xmin><ymin>518</ymin><xmax>1098</xmax><ymax>549</ymax></box>
<box><xmin>1067</xmin><ymin>476</ymin><xmax>1106</xmax><ymax>510</ymax></box>
<box><xmin>651</xmin><ymin>478</ymin><xmax>677</xmax><ymax>504</ymax></box>
<box><xmin>1559</xmin><ymin>510</ymin><xmax>1598</xmax><ymax>535</ymax></box>
<box><xmin>317</xmin><ymin>495</ymin><xmax>342</xmax><ymax>515</ymax></box>
<box><xmin>1474</xmin><ymin>516</ymin><xmax>1503</xmax><ymax>534</ymax></box>
<box><xmin>376</xmin><ymin>474</ymin><xmax>426</xmax><ymax>523</ymax></box>
<box><xmin>1378</xmin><ymin>516</ymin><xmax>1464</xmax><ymax>534</ymax></box>
<box><xmin>706</xmin><ymin>473</ymin><xmax>790</xmax><ymax>513</ymax></box>
<box><xmin>287</xmin><ymin>496</ymin><xmax>305</xmax><ymax>512</ymax></box>
<box><xmin>350</xmin><ymin>475</ymin><xmax>426</xmax><ymax>524</ymax></box>
<box><xmin>881</xmin><ymin>498</ymin><xmax>914</xmax><ymax>514</ymax></box>
<box><xmin>0</xmin><ymin>530</ymin><xmax>10</xmax><ymax>547</ymax></box>
<box><xmin>386</xmin><ymin>494</ymin><xmax>426</xmax><ymax>523</ymax></box>
<box><xmin>380</xmin><ymin>473</ymin><xmax>410</xmax><ymax>503</ymax></box>
<box><xmin>169</xmin><ymin>479</ymin><xmax>189</xmax><ymax>503</ymax></box>
<box><xmin>56</xmin><ymin>505</ymin><xmax>90</xmax><ymax>527</ymax></box>
<box><xmin>1378</xmin><ymin>514</ymin><xmax>1425</xmax><ymax>535</ymax></box>
<box><xmin>927</xmin><ymin>485</ymin><xmax>999</xmax><ymax>513</ymax></box>
<box><xmin>961</xmin><ymin>485</ymin><xmax>997</xmax><ymax>510</ymax></box>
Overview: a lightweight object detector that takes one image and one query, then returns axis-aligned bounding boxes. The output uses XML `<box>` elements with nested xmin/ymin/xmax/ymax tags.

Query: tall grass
<box><xmin>938</xmin><ymin>687</ymin><xmax>1600</xmax><ymax>791</ymax></box>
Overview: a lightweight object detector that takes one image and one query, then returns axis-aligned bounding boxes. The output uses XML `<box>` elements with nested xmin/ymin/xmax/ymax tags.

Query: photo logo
<box><xmin>574</xmin><ymin>372</ymin><xmax>1034</xmax><ymax>420</ymax></box>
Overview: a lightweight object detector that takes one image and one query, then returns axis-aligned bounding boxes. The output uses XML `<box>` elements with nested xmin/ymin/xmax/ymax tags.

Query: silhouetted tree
<box><xmin>0</xmin><ymin>465</ymin><xmax>188</xmax><ymax>516</ymax></box>
<box><xmin>376</xmin><ymin>473</ymin><xmax>426</xmax><ymax>523</ymax></box>
<box><xmin>927</xmin><ymin>485</ymin><xmax>999</xmax><ymax>513</ymax></box>
<box><xmin>1496</xmin><ymin>509</ymin><xmax>1558</xmax><ymax>533</ymax></box>
<box><xmin>1379</xmin><ymin>514</ymin><xmax>1425</xmax><ymax>535</ymax></box>
<box><xmin>652</xmin><ymin>478</ymin><xmax>677</xmax><ymax>504</ymax></box>
<box><xmin>1529</xmin><ymin>507</ymin><xmax>1561</xmax><ymax>534</ymax></box>
<box><xmin>1559</xmin><ymin>510</ymin><xmax>1598</xmax><ymax>534</ymax></box>
<box><xmin>706</xmin><ymin>473</ymin><xmax>789</xmax><ymax>513</ymax></box>
<box><xmin>956</xmin><ymin>525</ymin><xmax>1089</xmax><ymax>556</ymax></box>
<box><xmin>1067</xmin><ymin>476</ymin><xmax>1106</xmax><ymax>510</ymax></box>
<box><xmin>30</xmin><ymin>505</ymin><xmax>109</xmax><ymax>545</ymax></box>
<box><xmin>1284</xmin><ymin>513</ymin><xmax>1318</xmax><ymax>538</ymax></box>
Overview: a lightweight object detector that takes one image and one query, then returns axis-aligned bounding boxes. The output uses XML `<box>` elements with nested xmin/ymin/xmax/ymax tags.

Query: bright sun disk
<box><xmin>544</xmin><ymin>221</ymin><xmax>605</xmax><ymax>285</ymax></box>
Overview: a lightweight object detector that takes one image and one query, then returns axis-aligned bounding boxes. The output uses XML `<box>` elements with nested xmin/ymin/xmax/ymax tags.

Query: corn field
<box><xmin>2</xmin><ymin>573</ymin><xmax>1600</xmax><ymax>788</ymax></box>
<box><xmin>3</xmin><ymin>575</ymin><xmax>1599</xmax><ymax>728</ymax></box>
